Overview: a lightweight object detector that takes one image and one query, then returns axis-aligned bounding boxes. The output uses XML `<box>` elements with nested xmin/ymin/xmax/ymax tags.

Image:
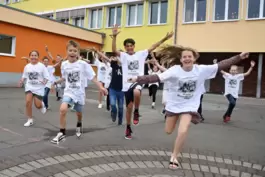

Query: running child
<box><xmin>111</xmin><ymin>24</ymin><xmax>173</xmax><ymax>139</ymax></box>
<box><xmin>51</xmin><ymin>40</ymin><xmax>107</xmax><ymax>144</ymax></box>
<box><xmin>18</xmin><ymin>50</ymin><xmax>50</xmax><ymax>127</ymax></box>
<box><xmin>129</xmin><ymin>45</ymin><xmax>250</xmax><ymax>169</ymax></box>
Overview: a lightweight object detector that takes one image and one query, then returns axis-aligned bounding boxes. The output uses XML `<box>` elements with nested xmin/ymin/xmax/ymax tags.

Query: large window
<box><xmin>42</xmin><ymin>14</ymin><xmax>54</xmax><ymax>19</ymax></box>
<box><xmin>149</xmin><ymin>0</ymin><xmax>168</xmax><ymax>24</ymax></box>
<box><xmin>107</xmin><ymin>6</ymin><xmax>122</xmax><ymax>27</ymax></box>
<box><xmin>214</xmin><ymin>0</ymin><xmax>239</xmax><ymax>21</ymax></box>
<box><xmin>73</xmin><ymin>17</ymin><xmax>84</xmax><ymax>27</ymax></box>
<box><xmin>71</xmin><ymin>9</ymin><xmax>85</xmax><ymax>28</ymax></box>
<box><xmin>127</xmin><ymin>4</ymin><xmax>143</xmax><ymax>26</ymax></box>
<box><xmin>184</xmin><ymin>0</ymin><xmax>206</xmax><ymax>23</ymax></box>
<box><xmin>4</xmin><ymin>0</ymin><xmax>10</xmax><ymax>4</ymax></box>
<box><xmin>247</xmin><ymin>0</ymin><xmax>265</xmax><ymax>19</ymax></box>
<box><xmin>0</xmin><ymin>35</ymin><xmax>16</xmax><ymax>56</ymax></box>
<box><xmin>90</xmin><ymin>9</ymin><xmax>102</xmax><ymax>29</ymax></box>
<box><xmin>56</xmin><ymin>11</ymin><xmax>69</xmax><ymax>24</ymax></box>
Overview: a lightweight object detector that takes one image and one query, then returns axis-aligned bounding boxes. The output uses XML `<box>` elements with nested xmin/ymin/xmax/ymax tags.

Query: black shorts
<box><xmin>124</xmin><ymin>83</ymin><xmax>142</xmax><ymax>107</ymax></box>
<box><xmin>25</xmin><ymin>91</ymin><xmax>43</xmax><ymax>101</ymax></box>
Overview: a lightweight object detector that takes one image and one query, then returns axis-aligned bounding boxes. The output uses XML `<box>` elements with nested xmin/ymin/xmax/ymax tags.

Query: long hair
<box><xmin>156</xmin><ymin>45</ymin><xmax>200</xmax><ymax>67</ymax></box>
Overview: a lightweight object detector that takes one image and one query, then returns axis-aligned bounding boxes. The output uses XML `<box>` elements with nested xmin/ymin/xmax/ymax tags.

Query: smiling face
<box><xmin>229</xmin><ymin>65</ymin><xmax>238</xmax><ymax>75</ymax></box>
<box><xmin>67</xmin><ymin>45</ymin><xmax>79</xmax><ymax>63</ymax></box>
<box><xmin>124</xmin><ymin>43</ymin><xmax>135</xmax><ymax>55</ymax></box>
<box><xmin>43</xmin><ymin>58</ymin><xmax>49</xmax><ymax>66</ymax></box>
<box><xmin>180</xmin><ymin>50</ymin><xmax>196</xmax><ymax>69</ymax></box>
<box><xmin>29</xmin><ymin>51</ymin><xmax>39</xmax><ymax>64</ymax></box>
<box><xmin>153</xmin><ymin>65</ymin><xmax>159</xmax><ymax>72</ymax></box>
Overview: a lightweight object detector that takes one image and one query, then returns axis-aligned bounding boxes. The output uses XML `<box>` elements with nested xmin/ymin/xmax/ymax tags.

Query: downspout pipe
<box><xmin>173</xmin><ymin>0</ymin><xmax>179</xmax><ymax>45</ymax></box>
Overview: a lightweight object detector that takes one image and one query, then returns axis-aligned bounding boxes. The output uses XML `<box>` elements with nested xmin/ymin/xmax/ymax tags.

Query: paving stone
<box><xmin>193</xmin><ymin>171</ymin><xmax>203</xmax><ymax>177</ymax></box>
<box><xmin>81</xmin><ymin>167</ymin><xmax>97</xmax><ymax>175</ymax></box>
<box><xmin>143</xmin><ymin>161</ymin><xmax>155</xmax><ymax>168</ymax></box>
<box><xmin>149</xmin><ymin>150</ymin><xmax>158</xmax><ymax>156</ymax></box>
<box><xmin>78</xmin><ymin>153</ymin><xmax>90</xmax><ymax>159</ymax></box>
<box><xmin>118</xmin><ymin>150</ymin><xmax>127</xmax><ymax>156</ymax></box>
<box><xmin>99</xmin><ymin>164</ymin><xmax>113</xmax><ymax>172</ymax></box>
<box><xmin>181</xmin><ymin>163</ymin><xmax>191</xmax><ymax>170</ymax></box>
<box><xmin>70</xmin><ymin>154</ymin><xmax>83</xmax><ymax>160</ymax></box>
<box><xmin>86</xmin><ymin>152</ymin><xmax>97</xmax><ymax>158</ymax></box>
<box><xmin>62</xmin><ymin>155</ymin><xmax>75</xmax><ymax>161</ymax></box>
<box><xmin>157</xmin><ymin>151</ymin><xmax>166</xmax><ymax>156</ymax></box>
<box><xmin>1</xmin><ymin>169</ymin><xmax>19</xmax><ymax>177</ymax></box>
<box><xmin>72</xmin><ymin>168</ymin><xmax>89</xmax><ymax>177</ymax></box>
<box><xmin>63</xmin><ymin>170</ymin><xmax>79</xmax><ymax>177</ymax></box>
<box><xmin>36</xmin><ymin>159</ymin><xmax>51</xmax><ymax>167</ymax></box>
<box><xmin>183</xmin><ymin>169</ymin><xmax>194</xmax><ymax>177</ymax></box>
<box><xmin>24</xmin><ymin>171</ymin><xmax>43</xmax><ymax>177</ymax></box>
<box><xmin>117</xmin><ymin>162</ymin><xmax>130</xmax><ymax>169</ymax></box>
<box><xmin>126</xmin><ymin>161</ymin><xmax>138</xmax><ymax>169</ymax></box>
<box><xmin>108</xmin><ymin>163</ymin><xmax>121</xmax><ymax>170</ymax></box>
<box><xmin>233</xmin><ymin>160</ymin><xmax>242</xmax><ymax>166</ymax></box>
<box><xmin>152</xmin><ymin>161</ymin><xmax>164</xmax><ymax>168</ymax></box>
<box><xmin>94</xmin><ymin>151</ymin><xmax>104</xmax><ymax>157</ymax></box>
<box><xmin>135</xmin><ymin>161</ymin><xmax>147</xmax><ymax>168</ymax></box>
<box><xmin>252</xmin><ymin>164</ymin><xmax>262</xmax><ymax>170</ymax></box>
<box><xmin>90</xmin><ymin>165</ymin><xmax>105</xmax><ymax>173</ymax></box>
<box><xmin>207</xmin><ymin>156</ymin><xmax>215</xmax><ymax>162</ymax></box>
<box><xmin>190</xmin><ymin>154</ymin><xmax>198</xmax><ymax>159</ymax></box>
<box><xmin>243</xmin><ymin>162</ymin><xmax>252</xmax><ymax>168</ymax></box>
<box><xmin>182</xmin><ymin>153</ymin><xmax>190</xmax><ymax>158</ymax></box>
<box><xmin>198</xmin><ymin>155</ymin><xmax>207</xmax><ymax>160</ymax></box>
<box><xmin>9</xmin><ymin>166</ymin><xmax>28</xmax><ymax>174</ymax></box>
<box><xmin>54</xmin><ymin>173</ymin><xmax>68</xmax><ymax>177</ymax></box>
<box><xmin>191</xmin><ymin>164</ymin><xmax>200</xmax><ymax>171</ymax></box>
<box><xmin>27</xmin><ymin>161</ymin><xmax>43</xmax><ymax>168</ymax></box>
<box><xmin>109</xmin><ymin>150</ymin><xmax>119</xmax><ymax>156</ymax></box>
<box><xmin>102</xmin><ymin>151</ymin><xmax>113</xmax><ymax>156</ymax></box>
<box><xmin>241</xmin><ymin>172</ymin><xmax>251</xmax><ymax>177</ymax></box>
<box><xmin>54</xmin><ymin>156</ymin><xmax>67</xmax><ymax>163</ymax></box>
<box><xmin>230</xmin><ymin>169</ymin><xmax>240</xmax><ymax>177</ymax></box>
<box><xmin>34</xmin><ymin>167</ymin><xmax>52</xmax><ymax>176</ymax></box>
<box><xmin>200</xmin><ymin>165</ymin><xmax>210</xmax><ymax>172</ymax></box>
<box><xmin>45</xmin><ymin>157</ymin><xmax>59</xmax><ymax>165</ymax></box>
<box><xmin>126</xmin><ymin>150</ymin><xmax>136</xmax><ymax>155</ymax></box>
<box><xmin>215</xmin><ymin>157</ymin><xmax>224</xmax><ymax>163</ymax></box>
<box><xmin>252</xmin><ymin>175</ymin><xmax>262</xmax><ymax>177</ymax></box>
<box><xmin>203</xmin><ymin>172</ymin><xmax>214</xmax><ymax>177</ymax></box>
<box><xmin>209</xmin><ymin>166</ymin><xmax>219</xmax><ymax>174</ymax></box>
<box><xmin>224</xmin><ymin>159</ymin><xmax>233</xmax><ymax>164</ymax></box>
<box><xmin>19</xmin><ymin>163</ymin><xmax>35</xmax><ymax>171</ymax></box>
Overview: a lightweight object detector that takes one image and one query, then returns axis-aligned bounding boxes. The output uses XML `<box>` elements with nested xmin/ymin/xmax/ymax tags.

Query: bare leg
<box><xmin>59</xmin><ymin>103</ymin><xmax>68</xmax><ymax>129</ymax></box>
<box><xmin>165</xmin><ymin>115</ymin><xmax>178</xmax><ymax>134</ymax></box>
<box><xmin>133</xmin><ymin>89</ymin><xmax>141</xmax><ymax>110</ymax></box>
<box><xmin>33</xmin><ymin>97</ymin><xmax>43</xmax><ymax>109</ymax></box>
<box><xmin>25</xmin><ymin>93</ymin><xmax>33</xmax><ymax>118</ymax></box>
<box><xmin>126</xmin><ymin>102</ymin><xmax>133</xmax><ymax>125</ymax></box>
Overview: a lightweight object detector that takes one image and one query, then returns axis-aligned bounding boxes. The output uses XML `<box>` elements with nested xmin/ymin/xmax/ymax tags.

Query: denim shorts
<box><xmin>62</xmin><ymin>96</ymin><xmax>83</xmax><ymax>113</ymax></box>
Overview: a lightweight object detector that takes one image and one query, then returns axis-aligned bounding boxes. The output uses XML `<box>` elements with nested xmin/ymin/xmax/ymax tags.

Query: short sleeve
<box><xmin>48</xmin><ymin>66</ymin><xmax>55</xmax><ymax>74</ymax></box>
<box><xmin>94</xmin><ymin>58</ymin><xmax>100</xmax><ymax>66</ymax></box>
<box><xmin>222</xmin><ymin>73</ymin><xmax>229</xmax><ymax>79</ymax></box>
<box><xmin>61</xmin><ymin>62</ymin><xmax>66</xmax><ymax>79</ymax></box>
<box><xmin>119</xmin><ymin>52</ymin><xmax>127</xmax><ymax>64</ymax></box>
<box><xmin>199</xmin><ymin>64</ymin><xmax>218</xmax><ymax>80</ymax></box>
<box><xmin>84</xmin><ymin>62</ymin><xmax>96</xmax><ymax>81</ymax></box>
<box><xmin>43</xmin><ymin>66</ymin><xmax>50</xmax><ymax>80</ymax></box>
<box><xmin>237</xmin><ymin>73</ymin><xmax>244</xmax><ymax>81</ymax></box>
<box><xmin>22</xmin><ymin>65</ymin><xmax>28</xmax><ymax>79</ymax></box>
<box><xmin>157</xmin><ymin>65</ymin><xmax>177</xmax><ymax>82</ymax></box>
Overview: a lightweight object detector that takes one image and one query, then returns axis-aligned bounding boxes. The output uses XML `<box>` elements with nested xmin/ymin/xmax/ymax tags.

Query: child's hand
<box><xmin>128</xmin><ymin>78</ymin><xmax>137</xmax><ymax>83</ymax></box>
<box><xmin>250</xmin><ymin>60</ymin><xmax>255</xmax><ymax>67</ymax></box>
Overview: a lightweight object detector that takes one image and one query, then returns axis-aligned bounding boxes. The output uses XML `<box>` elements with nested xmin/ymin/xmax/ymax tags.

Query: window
<box><xmin>149</xmin><ymin>1</ymin><xmax>168</xmax><ymax>24</ymax></box>
<box><xmin>214</xmin><ymin>0</ymin><xmax>239</xmax><ymax>21</ymax></box>
<box><xmin>73</xmin><ymin>17</ymin><xmax>84</xmax><ymax>27</ymax></box>
<box><xmin>247</xmin><ymin>0</ymin><xmax>265</xmax><ymax>19</ymax></box>
<box><xmin>4</xmin><ymin>0</ymin><xmax>10</xmax><ymax>4</ymax></box>
<box><xmin>12</xmin><ymin>0</ymin><xmax>20</xmax><ymax>3</ymax></box>
<box><xmin>90</xmin><ymin>9</ymin><xmax>102</xmax><ymax>29</ymax></box>
<box><xmin>56</xmin><ymin>11</ymin><xmax>69</xmax><ymax>24</ymax></box>
<box><xmin>127</xmin><ymin>4</ymin><xmax>143</xmax><ymax>26</ymax></box>
<box><xmin>184</xmin><ymin>0</ymin><xmax>206</xmax><ymax>23</ymax></box>
<box><xmin>0</xmin><ymin>35</ymin><xmax>16</xmax><ymax>56</ymax></box>
<box><xmin>60</xmin><ymin>19</ymin><xmax>69</xmax><ymax>24</ymax></box>
<box><xmin>107</xmin><ymin>6</ymin><xmax>122</xmax><ymax>27</ymax></box>
<box><xmin>42</xmin><ymin>14</ymin><xmax>54</xmax><ymax>19</ymax></box>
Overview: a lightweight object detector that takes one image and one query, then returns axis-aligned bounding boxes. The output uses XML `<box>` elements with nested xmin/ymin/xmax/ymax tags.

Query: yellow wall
<box><xmin>9</xmin><ymin>0</ymin><xmax>175</xmax><ymax>52</ymax></box>
<box><xmin>177</xmin><ymin>0</ymin><xmax>265</xmax><ymax>53</ymax></box>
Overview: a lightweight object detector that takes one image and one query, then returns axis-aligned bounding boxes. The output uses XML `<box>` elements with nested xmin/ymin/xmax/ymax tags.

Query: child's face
<box><xmin>230</xmin><ymin>65</ymin><xmax>238</xmax><ymax>75</ymax></box>
<box><xmin>124</xmin><ymin>43</ymin><xmax>135</xmax><ymax>54</ymax></box>
<box><xmin>153</xmin><ymin>65</ymin><xmax>158</xmax><ymax>72</ymax></box>
<box><xmin>30</xmin><ymin>52</ymin><xmax>39</xmax><ymax>64</ymax></box>
<box><xmin>67</xmin><ymin>45</ymin><xmax>79</xmax><ymax>62</ymax></box>
<box><xmin>43</xmin><ymin>59</ymin><xmax>49</xmax><ymax>66</ymax></box>
<box><xmin>180</xmin><ymin>50</ymin><xmax>196</xmax><ymax>68</ymax></box>
<box><xmin>56</xmin><ymin>55</ymin><xmax>61</xmax><ymax>62</ymax></box>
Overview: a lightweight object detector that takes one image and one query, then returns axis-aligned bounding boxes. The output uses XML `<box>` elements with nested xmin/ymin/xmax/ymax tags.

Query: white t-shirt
<box><xmin>148</xmin><ymin>70</ymin><xmax>161</xmax><ymax>87</ymax></box>
<box><xmin>104</xmin><ymin>63</ymin><xmax>112</xmax><ymax>89</ymax></box>
<box><xmin>158</xmin><ymin>64</ymin><xmax>218</xmax><ymax>113</ymax></box>
<box><xmin>61</xmin><ymin>60</ymin><xmax>95</xmax><ymax>105</ymax></box>
<box><xmin>45</xmin><ymin>65</ymin><xmax>55</xmax><ymax>88</ymax></box>
<box><xmin>94</xmin><ymin>58</ymin><xmax>108</xmax><ymax>82</ymax></box>
<box><xmin>223</xmin><ymin>73</ymin><xmax>244</xmax><ymax>98</ymax></box>
<box><xmin>22</xmin><ymin>62</ymin><xmax>50</xmax><ymax>96</ymax></box>
<box><xmin>119</xmin><ymin>50</ymin><xmax>149</xmax><ymax>91</ymax></box>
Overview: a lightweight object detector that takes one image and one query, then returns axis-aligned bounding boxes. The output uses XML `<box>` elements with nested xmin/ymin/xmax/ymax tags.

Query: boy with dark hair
<box><xmin>111</xmin><ymin>24</ymin><xmax>173</xmax><ymax>139</ymax></box>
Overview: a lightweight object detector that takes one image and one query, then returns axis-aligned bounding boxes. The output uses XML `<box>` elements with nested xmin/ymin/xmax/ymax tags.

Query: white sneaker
<box><xmin>76</xmin><ymin>127</ymin><xmax>82</xmax><ymax>138</ymax></box>
<box><xmin>151</xmin><ymin>102</ymin><xmax>155</xmax><ymax>109</ymax></box>
<box><xmin>41</xmin><ymin>102</ymin><xmax>47</xmax><ymax>114</ymax></box>
<box><xmin>104</xmin><ymin>96</ymin><xmax>107</xmax><ymax>101</ymax></box>
<box><xmin>51</xmin><ymin>132</ymin><xmax>65</xmax><ymax>144</ymax></box>
<box><xmin>24</xmin><ymin>119</ymin><xmax>33</xmax><ymax>127</ymax></box>
<box><xmin>98</xmin><ymin>104</ymin><xmax>102</xmax><ymax>108</ymax></box>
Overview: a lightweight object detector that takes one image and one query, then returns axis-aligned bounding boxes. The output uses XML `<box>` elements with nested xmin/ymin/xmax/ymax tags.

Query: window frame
<box><xmin>183</xmin><ymin>0</ymin><xmax>207</xmax><ymax>23</ymax></box>
<box><xmin>212</xmin><ymin>0</ymin><xmax>240</xmax><ymax>22</ymax></box>
<box><xmin>72</xmin><ymin>17</ymin><xmax>85</xmax><ymax>28</ymax></box>
<box><xmin>246</xmin><ymin>0</ymin><xmax>265</xmax><ymax>20</ymax></box>
<box><xmin>12</xmin><ymin>0</ymin><xmax>20</xmax><ymax>3</ymax></box>
<box><xmin>89</xmin><ymin>8</ymin><xmax>103</xmax><ymax>29</ymax></box>
<box><xmin>106</xmin><ymin>6</ymin><xmax>122</xmax><ymax>28</ymax></box>
<box><xmin>126</xmin><ymin>3</ymin><xmax>144</xmax><ymax>27</ymax></box>
<box><xmin>4</xmin><ymin>0</ymin><xmax>10</xmax><ymax>4</ymax></box>
<box><xmin>148</xmin><ymin>0</ymin><xmax>168</xmax><ymax>25</ymax></box>
<box><xmin>0</xmin><ymin>34</ymin><xmax>16</xmax><ymax>57</ymax></box>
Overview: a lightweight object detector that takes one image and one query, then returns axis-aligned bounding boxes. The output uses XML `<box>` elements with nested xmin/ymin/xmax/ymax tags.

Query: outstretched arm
<box><xmin>151</xmin><ymin>53</ymin><xmax>167</xmax><ymax>72</ymax></box>
<box><xmin>243</xmin><ymin>60</ymin><xmax>255</xmax><ymax>77</ymax></box>
<box><xmin>213</xmin><ymin>59</ymin><xmax>229</xmax><ymax>75</ymax></box>
<box><xmin>91</xmin><ymin>47</ymin><xmax>111</xmax><ymax>63</ymax></box>
<box><xmin>217</xmin><ymin>53</ymin><xmax>250</xmax><ymax>71</ymax></box>
<box><xmin>45</xmin><ymin>45</ymin><xmax>54</xmax><ymax>60</ymax></box>
<box><xmin>111</xmin><ymin>24</ymin><xmax>121</xmax><ymax>57</ymax></box>
<box><xmin>148</xmin><ymin>31</ymin><xmax>174</xmax><ymax>53</ymax></box>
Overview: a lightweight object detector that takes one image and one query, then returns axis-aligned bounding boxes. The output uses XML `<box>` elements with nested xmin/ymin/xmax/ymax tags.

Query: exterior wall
<box><xmin>261</xmin><ymin>54</ymin><xmax>265</xmax><ymax>98</ymax></box>
<box><xmin>8</xmin><ymin>0</ymin><xmax>175</xmax><ymax>52</ymax></box>
<box><xmin>199</xmin><ymin>53</ymin><xmax>260</xmax><ymax>97</ymax></box>
<box><xmin>176</xmin><ymin>0</ymin><xmax>265</xmax><ymax>53</ymax></box>
<box><xmin>0</xmin><ymin>21</ymin><xmax>101</xmax><ymax>85</ymax></box>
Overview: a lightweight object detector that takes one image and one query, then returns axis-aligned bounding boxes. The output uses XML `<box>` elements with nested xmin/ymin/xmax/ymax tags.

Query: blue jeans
<box><xmin>43</xmin><ymin>87</ymin><xmax>50</xmax><ymax>108</ymax></box>
<box><xmin>109</xmin><ymin>88</ymin><xmax>124</xmax><ymax>124</ymax></box>
<box><xmin>224</xmin><ymin>94</ymin><xmax>237</xmax><ymax>117</ymax></box>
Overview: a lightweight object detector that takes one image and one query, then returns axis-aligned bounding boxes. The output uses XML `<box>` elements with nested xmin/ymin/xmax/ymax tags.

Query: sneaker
<box><xmin>111</xmin><ymin>111</ymin><xmax>117</xmax><ymax>122</ymax></box>
<box><xmin>41</xmin><ymin>102</ymin><xmax>47</xmax><ymax>114</ymax></box>
<box><xmin>51</xmin><ymin>132</ymin><xmax>65</xmax><ymax>144</ymax></box>
<box><xmin>125</xmin><ymin>126</ymin><xmax>133</xmax><ymax>140</ymax></box>
<box><xmin>223</xmin><ymin>116</ymin><xmax>230</xmax><ymax>123</ymax></box>
<box><xmin>133</xmin><ymin>111</ymin><xmax>140</xmax><ymax>125</ymax></box>
<box><xmin>46</xmin><ymin>106</ymin><xmax>51</xmax><ymax>110</ymax></box>
<box><xmin>151</xmin><ymin>102</ymin><xmax>155</xmax><ymax>109</ymax></box>
<box><xmin>57</xmin><ymin>97</ymin><xmax>61</xmax><ymax>101</ymax></box>
<box><xmin>76</xmin><ymin>127</ymin><xmax>82</xmax><ymax>138</ymax></box>
<box><xmin>98</xmin><ymin>104</ymin><xmax>103</xmax><ymax>109</ymax></box>
<box><xmin>200</xmin><ymin>117</ymin><xmax>205</xmax><ymax>122</ymax></box>
<box><xmin>24</xmin><ymin>119</ymin><xmax>33</xmax><ymax>127</ymax></box>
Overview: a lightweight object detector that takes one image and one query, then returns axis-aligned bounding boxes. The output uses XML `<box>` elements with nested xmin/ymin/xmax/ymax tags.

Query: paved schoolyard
<box><xmin>0</xmin><ymin>87</ymin><xmax>264</xmax><ymax>177</ymax></box>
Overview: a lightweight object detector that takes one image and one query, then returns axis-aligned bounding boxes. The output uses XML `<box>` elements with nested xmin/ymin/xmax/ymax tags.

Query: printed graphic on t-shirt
<box><xmin>128</xmin><ymin>60</ymin><xmax>139</xmax><ymax>76</ymax></box>
<box><xmin>28</xmin><ymin>72</ymin><xmax>39</xmax><ymax>84</ymax></box>
<box><xmin>100</xmin><ymin>66</ymin><xmax>106</xmax><ymax>72</ymax></box>
<box><xmin>116</xmin><ymin>68</ymin><xmax>122</xmax><ymax>76</ymax></box>
<box><xmin>177</xmin><ymin>80</ymin><xmax>197</xmax><ymax>99</ymax></box>
<box><xmin>228</xmin><ymin>79</ymin><xmax>237</xmax><ymax>88</ymax></box>
<box><xmin>67</xmin><ymin>71</ymin><xmax>80</xmax><ymax>89</ymax></box>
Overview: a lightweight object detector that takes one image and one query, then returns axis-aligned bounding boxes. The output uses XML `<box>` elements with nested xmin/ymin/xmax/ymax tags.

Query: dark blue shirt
<box><xmin>109</xmin><ymin>61</ymin><xmax>123</xmax><ymax>91</ymax></box>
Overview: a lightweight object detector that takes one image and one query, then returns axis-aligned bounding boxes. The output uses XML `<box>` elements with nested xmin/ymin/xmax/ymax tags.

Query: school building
<box><xmin>2</xmin><ymin>0</ymin><xmax>265</xmax><ymax>98</ymax></box>
<box><xmin>0</xmin><ymin>4</ymin><xmax>103</xmax><ymax>86</ymax></box>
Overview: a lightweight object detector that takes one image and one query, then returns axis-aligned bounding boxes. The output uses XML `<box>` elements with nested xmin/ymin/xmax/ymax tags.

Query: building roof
<box><xmin>0</xmin><ymin>4</ymin><xmax>105</xmax><ymax>44</ymax></box>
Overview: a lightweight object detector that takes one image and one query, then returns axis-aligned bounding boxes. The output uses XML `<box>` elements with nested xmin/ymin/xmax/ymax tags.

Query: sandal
<box><xmin>169</xmin><ymin>156</ymin><xmax>180</xmax><ymax>169</ymax></box>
